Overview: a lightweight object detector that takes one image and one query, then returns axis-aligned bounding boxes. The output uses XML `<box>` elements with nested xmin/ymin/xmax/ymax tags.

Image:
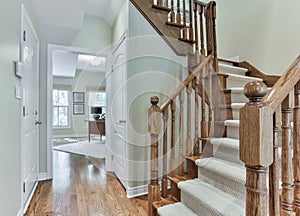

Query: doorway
<box><xmin>47</xmin><ymin>44</ymin><xmax>108</xmax><ymax>177</ymax></box>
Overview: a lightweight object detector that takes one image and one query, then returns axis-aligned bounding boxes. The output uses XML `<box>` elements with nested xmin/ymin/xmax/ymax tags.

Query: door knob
<box><xmin>35</xmin><ymin>120</ymin><xmax>42</xmax><ymax>125</ymax></box>
<box><xmin>119</xmin><ymin>120</ymin><xmax>126</xmax><ymax>124</ymax></box>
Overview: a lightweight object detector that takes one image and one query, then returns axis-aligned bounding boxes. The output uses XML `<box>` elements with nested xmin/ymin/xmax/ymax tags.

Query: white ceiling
<box><xmin>53</xmin><ymin>50</ymin><xmax>106</xmax><ymax>77</ymax></box>
<box><xmin>31</xmin><ymin>0</ymin><xmax>125</xmax><ymax>28</ymax></box>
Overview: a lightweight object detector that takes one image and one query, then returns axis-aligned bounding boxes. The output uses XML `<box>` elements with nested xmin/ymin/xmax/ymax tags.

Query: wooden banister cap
<box><xmin>244</xmin><ymin>81</ymin><xmax>267</xmax><ymax>103</ymax></box>
<box><xmin>150</xmin><ymin>96</ymin><xmax>159</xmax><ymax>106</ymax></box>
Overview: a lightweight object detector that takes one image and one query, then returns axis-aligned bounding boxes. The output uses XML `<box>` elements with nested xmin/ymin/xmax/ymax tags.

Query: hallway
<box><xmin>25</xmin><ymin>151</ymin><xmax>147</xmax><ymax>215</ymax></box>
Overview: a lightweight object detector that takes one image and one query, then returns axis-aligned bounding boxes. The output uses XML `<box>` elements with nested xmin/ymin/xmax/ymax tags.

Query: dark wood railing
<box><xmin>240</xmin><ymin>56</ymin><xmax>300</xmax><ymax>215</ymax></box>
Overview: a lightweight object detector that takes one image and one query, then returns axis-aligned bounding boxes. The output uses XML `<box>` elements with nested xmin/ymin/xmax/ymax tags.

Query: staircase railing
<box><xmin>240</xmin><ymin>56</ymin><xmax>300</xmax><ymax>215</ymax></box>
<box><xmin>153</xmin><ymin>0</ymin><xmax>218</xmax><ymax>71</ymax></box>
<box><xmin>147</xmin><ymin>54</ymin><xmax>213</xmax><ymax>216</ymax></box>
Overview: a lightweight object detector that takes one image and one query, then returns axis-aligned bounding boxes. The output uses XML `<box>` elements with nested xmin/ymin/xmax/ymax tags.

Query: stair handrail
<box><xmin>240</xmin><ymin>55</ymin><xmax>300</xmax><ymax>215</ymax></box>
<box><xmin>160</xmin><ymin>54</ymin><xmax>212</xmax><ymax>111</ymax></box>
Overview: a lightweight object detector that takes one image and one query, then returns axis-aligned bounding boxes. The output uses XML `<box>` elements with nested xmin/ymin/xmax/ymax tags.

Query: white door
<box><xmin>21</xmin><ymin>5</ymin><xmax>40</xmax><ymax>212</ymax></box>
<box><xmin>111</xmin><ymin>36</ymin><xmax>128</xmax><ymax>186</ymax></box>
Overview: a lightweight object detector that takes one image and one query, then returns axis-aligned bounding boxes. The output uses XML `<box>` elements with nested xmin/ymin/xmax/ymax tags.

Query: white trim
<box><xmin>126</xmin><ymin>184</ymin><xmax>148</xmax><ymax>198</ymax></box>
<box><xmin>23</xmin><ymin>182</ymin><xmax>38</xmax><ymax>215</ymax></box>
<box><xmin>20</xmin><ymin>4</ymin><xmax>40</xmax><ymax>215</ymax></box>
<box><xmin>126</xmin><ymin>181</ymin><xmax>171</xmax><ymax>198</ymax></box>
<box><xmin>38</xmin><ymin>172</ymin><xmax>49</xmax><ymax>181</ymax></box>
<box><xmin>47</xmin><ymin>44</ymin><xmax>108</xmax><ymax>180</ymax></box>
<box><xmin>16</xmin><ymin>209</ymin><xmax>22</xmax><ymax>216</ymax></box>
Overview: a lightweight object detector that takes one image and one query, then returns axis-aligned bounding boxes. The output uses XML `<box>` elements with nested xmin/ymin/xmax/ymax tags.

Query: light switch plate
<box><xmin>14</xmin><ymin>61</ymin><xmax>23</xmax><ymax>78</ymax></box>
<box><xmin>15</xmin><ymin>85</ymin><xmax>21</xmax><ymax>100</ymax></box>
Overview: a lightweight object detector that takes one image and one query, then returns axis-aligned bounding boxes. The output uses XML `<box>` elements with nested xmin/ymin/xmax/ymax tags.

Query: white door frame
<box><xmin>46</xmin><ymin>44</ymin><xmax>109</xmax><ymax>178</ymax></box>
<box><xmin>20</xmin><ymin>4</ymin><xmax>40</xmax><ymax>214</ymax></box>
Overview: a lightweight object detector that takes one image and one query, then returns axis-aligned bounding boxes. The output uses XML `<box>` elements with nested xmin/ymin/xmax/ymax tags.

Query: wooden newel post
<box><xmin>148</xmin><ymin>96</ymin><xmax>161</xmax><ymax>216</ymax></box>
<box><xmin>240</xmin><ymin>81</ymin><xmax>273</xmax><ymax>216</ymax></box>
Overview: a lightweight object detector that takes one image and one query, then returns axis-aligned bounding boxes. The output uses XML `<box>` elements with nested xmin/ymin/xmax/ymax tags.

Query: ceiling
<box><xmin>53</xmin><ymin>50</ymin><xmax>106</xmax><ymax>77</ymax></box>
<box><xmin>31</xmin><ymin>0</ymin><xmax>125</xmax><ymax>28</ymax></box>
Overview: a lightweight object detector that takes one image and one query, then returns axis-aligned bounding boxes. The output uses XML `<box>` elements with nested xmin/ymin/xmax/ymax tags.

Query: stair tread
<box><xmin>158</xmin><ymin>202</ymin><xmax>198</xmax><ymax>216</ymax></box>
<box><xmin>178</xmin><ymin>178</ymin><xmax>245</xmax><ymax>215</ymax></box>
<box><xmin>224</xmin><ymin>120</ymin><xmax>240</xmax><ymax>127</ymax></box>
<box><xmin>154</xmin><ymin>197</ymin><xmax>177</xmax><ymax>209</ymax></box>
<box><xmin>231</xmin><ymin>103</ymin><xmax>246</xmax><ymax>109</ymax></box>
<box><xmin>218</xmin><ymin>72</ymin><xmax>263</xmax><ymax>81</ymax></box>
<box><xmin>168</xmin><ymin>174</ymin><xmax>193</xmax><ymax>184</ymax></box>
<box><xmin>195</xmin><ymin>157</ymin><xmax>245</xmax><ymax>184</ymax></box>
<box><xmin>219</xmin><ymin>63</ymin><xmax>248</xmax><ymax>76</ymax></box>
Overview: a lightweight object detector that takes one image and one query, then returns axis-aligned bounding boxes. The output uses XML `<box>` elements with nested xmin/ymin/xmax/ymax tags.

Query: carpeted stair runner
<box><xmin>158</xmin><ymin>63</ymin><xmax>253</xmax><ymax>216</ymax></box>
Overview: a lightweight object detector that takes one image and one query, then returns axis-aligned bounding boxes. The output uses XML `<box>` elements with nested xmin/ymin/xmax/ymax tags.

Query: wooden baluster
<box><xmin>148</xmin><ymin>96</ymin><xmax>162</xmax><ymax>216</ymax></box>
<box><xmin>201</xmin><ymin>66</ymin><xmax>207</xmax><ymax>153</ymax></box>
<box><xmin>157</xmin><ymin>0</ymin><xmax>163</xmax><ymax>7</ymax></box>
<box><xmin>294</xmin><ymin>81</ymin><xmax>300</xmax><ymax>214</ymax></box>
<box><xmin>199</xmin><ymin>5</ymin><xmax>206</xmax><ymax>56</ymax></box>
<box><xmin>169</xmin><ymin>101</ymin><xmax>176</xmax><ymax>177</ymax></box>
<box><xmin>162</xmin><ymin>108</ymin><xmax>168</xmax><ymax>198</ymax></box>
<box><xmin>165</xmin><ymin>0</ymin><xmax>168</xmax><ymax>8</ymax></box>
<box><xmin>211</xmin><ymin>2</ymin><xmax>218</xmax><ymax>72</ymax></box>
<box><xmin>182</xmin><ymin>0</ymin><xmax>187</xmax><ymax>39</ymax></box>
<box><xmin>281</xmin><ymin>96</ymin><xmax>294</xmax><ymax>215</ymax></box>
<box><xmin>176</xmin><ymin>0</ymin><xmax>181</xmax><ymax>24</ymax></box>
<box><xmin>189</xmin><ymin>0</ymin><xmax>193</xmax><ymax>41</ymax></box>
<box><xmin>208</xmin><ymin>67</ymin><xmax>214</xmax><ymax>137</ymax></box>
<box><xmin>240</xmin><ymin>81</ymin><xmax>273</xmax><ymax>216</ymax></box>
<box><xmin>170</xmin><ymin>0</ymin><xmax>175</xmax><ymax>23</ymax></box>
<box><xmin>204</xmin><ymin>3</ymin><xmax>213</xmax><ymax>56</ymax></box>
<box><xmin>194</xmin><ymin>78</ymin><xmax>200</xmax><ymax>156</ymax></box>
<box><xmin>269</xmin><ymin>111</ymin><xmax>281</xmax><ymax>216</ymax></box>
<box><xmin>193</xmin><ymin>3</ymin><xmax>199</xmax><ymax>51</ymax></box>
<box><xmin>186</xmin><ymin>82</ymin><xmax>192</xmax><ymax>156</ymax></box>
<box><xmin>178</xmin><ymin>92</ymin><xmax>185</xmax><ymax>175</ymax></box>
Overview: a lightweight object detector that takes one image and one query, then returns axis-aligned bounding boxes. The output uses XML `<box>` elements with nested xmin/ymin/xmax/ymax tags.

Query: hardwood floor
<box><xmin>25</xmin><ymin>151</ymin><xmax>148</xmax><ymax>216</ymax></box>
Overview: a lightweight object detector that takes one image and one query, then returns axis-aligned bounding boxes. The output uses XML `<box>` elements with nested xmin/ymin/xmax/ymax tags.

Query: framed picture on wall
<box><xmin>73</xmin><ymin>104</ymin><xmax>84</xmax><ymax>115</ymax></box>
<box><xmin>73</xmin><ymin>92</ymin><xmax>84</xmax><ymax>103</ymax></box>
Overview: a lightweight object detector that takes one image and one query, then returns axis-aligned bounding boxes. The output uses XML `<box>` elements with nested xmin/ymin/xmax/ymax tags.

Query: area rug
<box><xmin>53</xmin><ymin>140</ymin><xmax>106</xmax><ymax>159</ymax></box>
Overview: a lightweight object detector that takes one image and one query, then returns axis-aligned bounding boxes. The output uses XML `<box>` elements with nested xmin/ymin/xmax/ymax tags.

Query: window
<box><xmin>88</xmin><ymin>91</ymin><xmax>106</xmax><ymax>119</ymax></box>
<box><xmin>53</xmin><ymin>89</ymin><xmax>70</xmax><ymax>127</ymax></box>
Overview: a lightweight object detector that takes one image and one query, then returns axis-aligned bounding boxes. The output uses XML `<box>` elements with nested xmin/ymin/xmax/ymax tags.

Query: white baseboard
<box><xmin>126</xmin><ymin>181</ymin><xmax>170</xmax><ymax>198</ymax></box>
<box><xmin>53</xmin><ymin>134</ymin><xmax>87</xmax><ymax>139</ymax></box>
<box><xmin>16</xmin><ymin>208</ymin><xmax>22</xmax><ymax>216</ymax></box>
<box><xmin>23</xmin><ymin>181</ymin><xmax>38</xmax><ymax>215</ymax></box>
<box><xmin>38</xmin><ymin>172</ymin><xmax>50</xmax><ymax>181</ymax></box>
<box><xmin>126</xmin><ymin>184</ymin><xmax>148</xmax><ymax>198</ymax></box>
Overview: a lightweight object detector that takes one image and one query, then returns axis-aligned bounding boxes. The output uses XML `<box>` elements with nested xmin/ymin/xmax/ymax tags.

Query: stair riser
<box><xmin>198</xmin><ymin>168</ymin><xmax>246</xmax><ymax>200</ymax></box>
<box><xmin>226</xmin><ymin>78</ymin><xmax>255</xmax><ymax>89</ymax></box>
<box><xmin>231</xmin><ymin>92</ymin><xmax>248</xmax><ymax>103</ymax></box>
<box><xmin>226</xmin><ymin>126</ymin><xmax>239</xmax><ymax>139</ymax></box>
<box><xmin>213</xmin><ymin>146</ymin><xmax>243</xmax><ymax>166</ymax></box>
<box><xmin>219</xmin><ymin>69</ymin><xmax>246</xmax><ymax>76</ymax></box>
<box><xmin>232</xmin><ymin>109</ymin><xmax>239</xmax><ymax>120</ymax></box>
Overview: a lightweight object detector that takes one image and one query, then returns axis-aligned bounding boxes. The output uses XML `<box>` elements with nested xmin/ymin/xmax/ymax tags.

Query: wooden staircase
<box><xmin>130</xmin><ymin>0</ymin><xmax>300</xmax><ymax>215</ymax></box>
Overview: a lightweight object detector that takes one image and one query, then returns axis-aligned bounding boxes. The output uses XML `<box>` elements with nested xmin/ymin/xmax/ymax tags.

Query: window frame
<box><xmin>52</xmin><ymin>89</ymin><xmax>71</xmax><ymax>129</ymax></box>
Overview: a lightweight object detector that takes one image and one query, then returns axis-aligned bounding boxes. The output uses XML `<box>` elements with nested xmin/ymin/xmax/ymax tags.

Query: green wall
<box><xmin>0</xmin><ymin>0</ymin><xmax>39</xmax><ymax>215</ymax></box>
<box><xmin>53</xmin><ymin>70</ymin><xmax>106</xmax><ymax>137</ymax></box>
<box><xmin>206</xmin><ymin>0</ymin><xmax>300</xmax><ymax>75</ymax></box>
<box><xmin>112</xmin><ymin>0</ymin><xmax>128</xmax><ymax>43</ymax></box>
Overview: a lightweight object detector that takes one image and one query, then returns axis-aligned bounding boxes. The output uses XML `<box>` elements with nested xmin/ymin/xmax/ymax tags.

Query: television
<box><xmin>91</xmin><ymin>107</ymin><xmax>102</xmax><ymax>114</ymax></box>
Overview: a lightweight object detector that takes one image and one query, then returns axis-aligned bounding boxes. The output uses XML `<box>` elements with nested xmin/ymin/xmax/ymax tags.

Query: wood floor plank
<box><xmin>25</xmin><ymin>151</ymin><xmax>148</xmax><ymax>216</ymax></box>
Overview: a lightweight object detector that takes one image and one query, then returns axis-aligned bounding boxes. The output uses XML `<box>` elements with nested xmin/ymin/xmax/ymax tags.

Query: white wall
<box><xmin>209</xmin><ymin>0</ymin><xmax>300</xmax><ymax>75</ymax></box>
<box><xmin>112</xmin><ymin>0</ymin><xmax>128</xmax><ymax>43</ymax></box>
